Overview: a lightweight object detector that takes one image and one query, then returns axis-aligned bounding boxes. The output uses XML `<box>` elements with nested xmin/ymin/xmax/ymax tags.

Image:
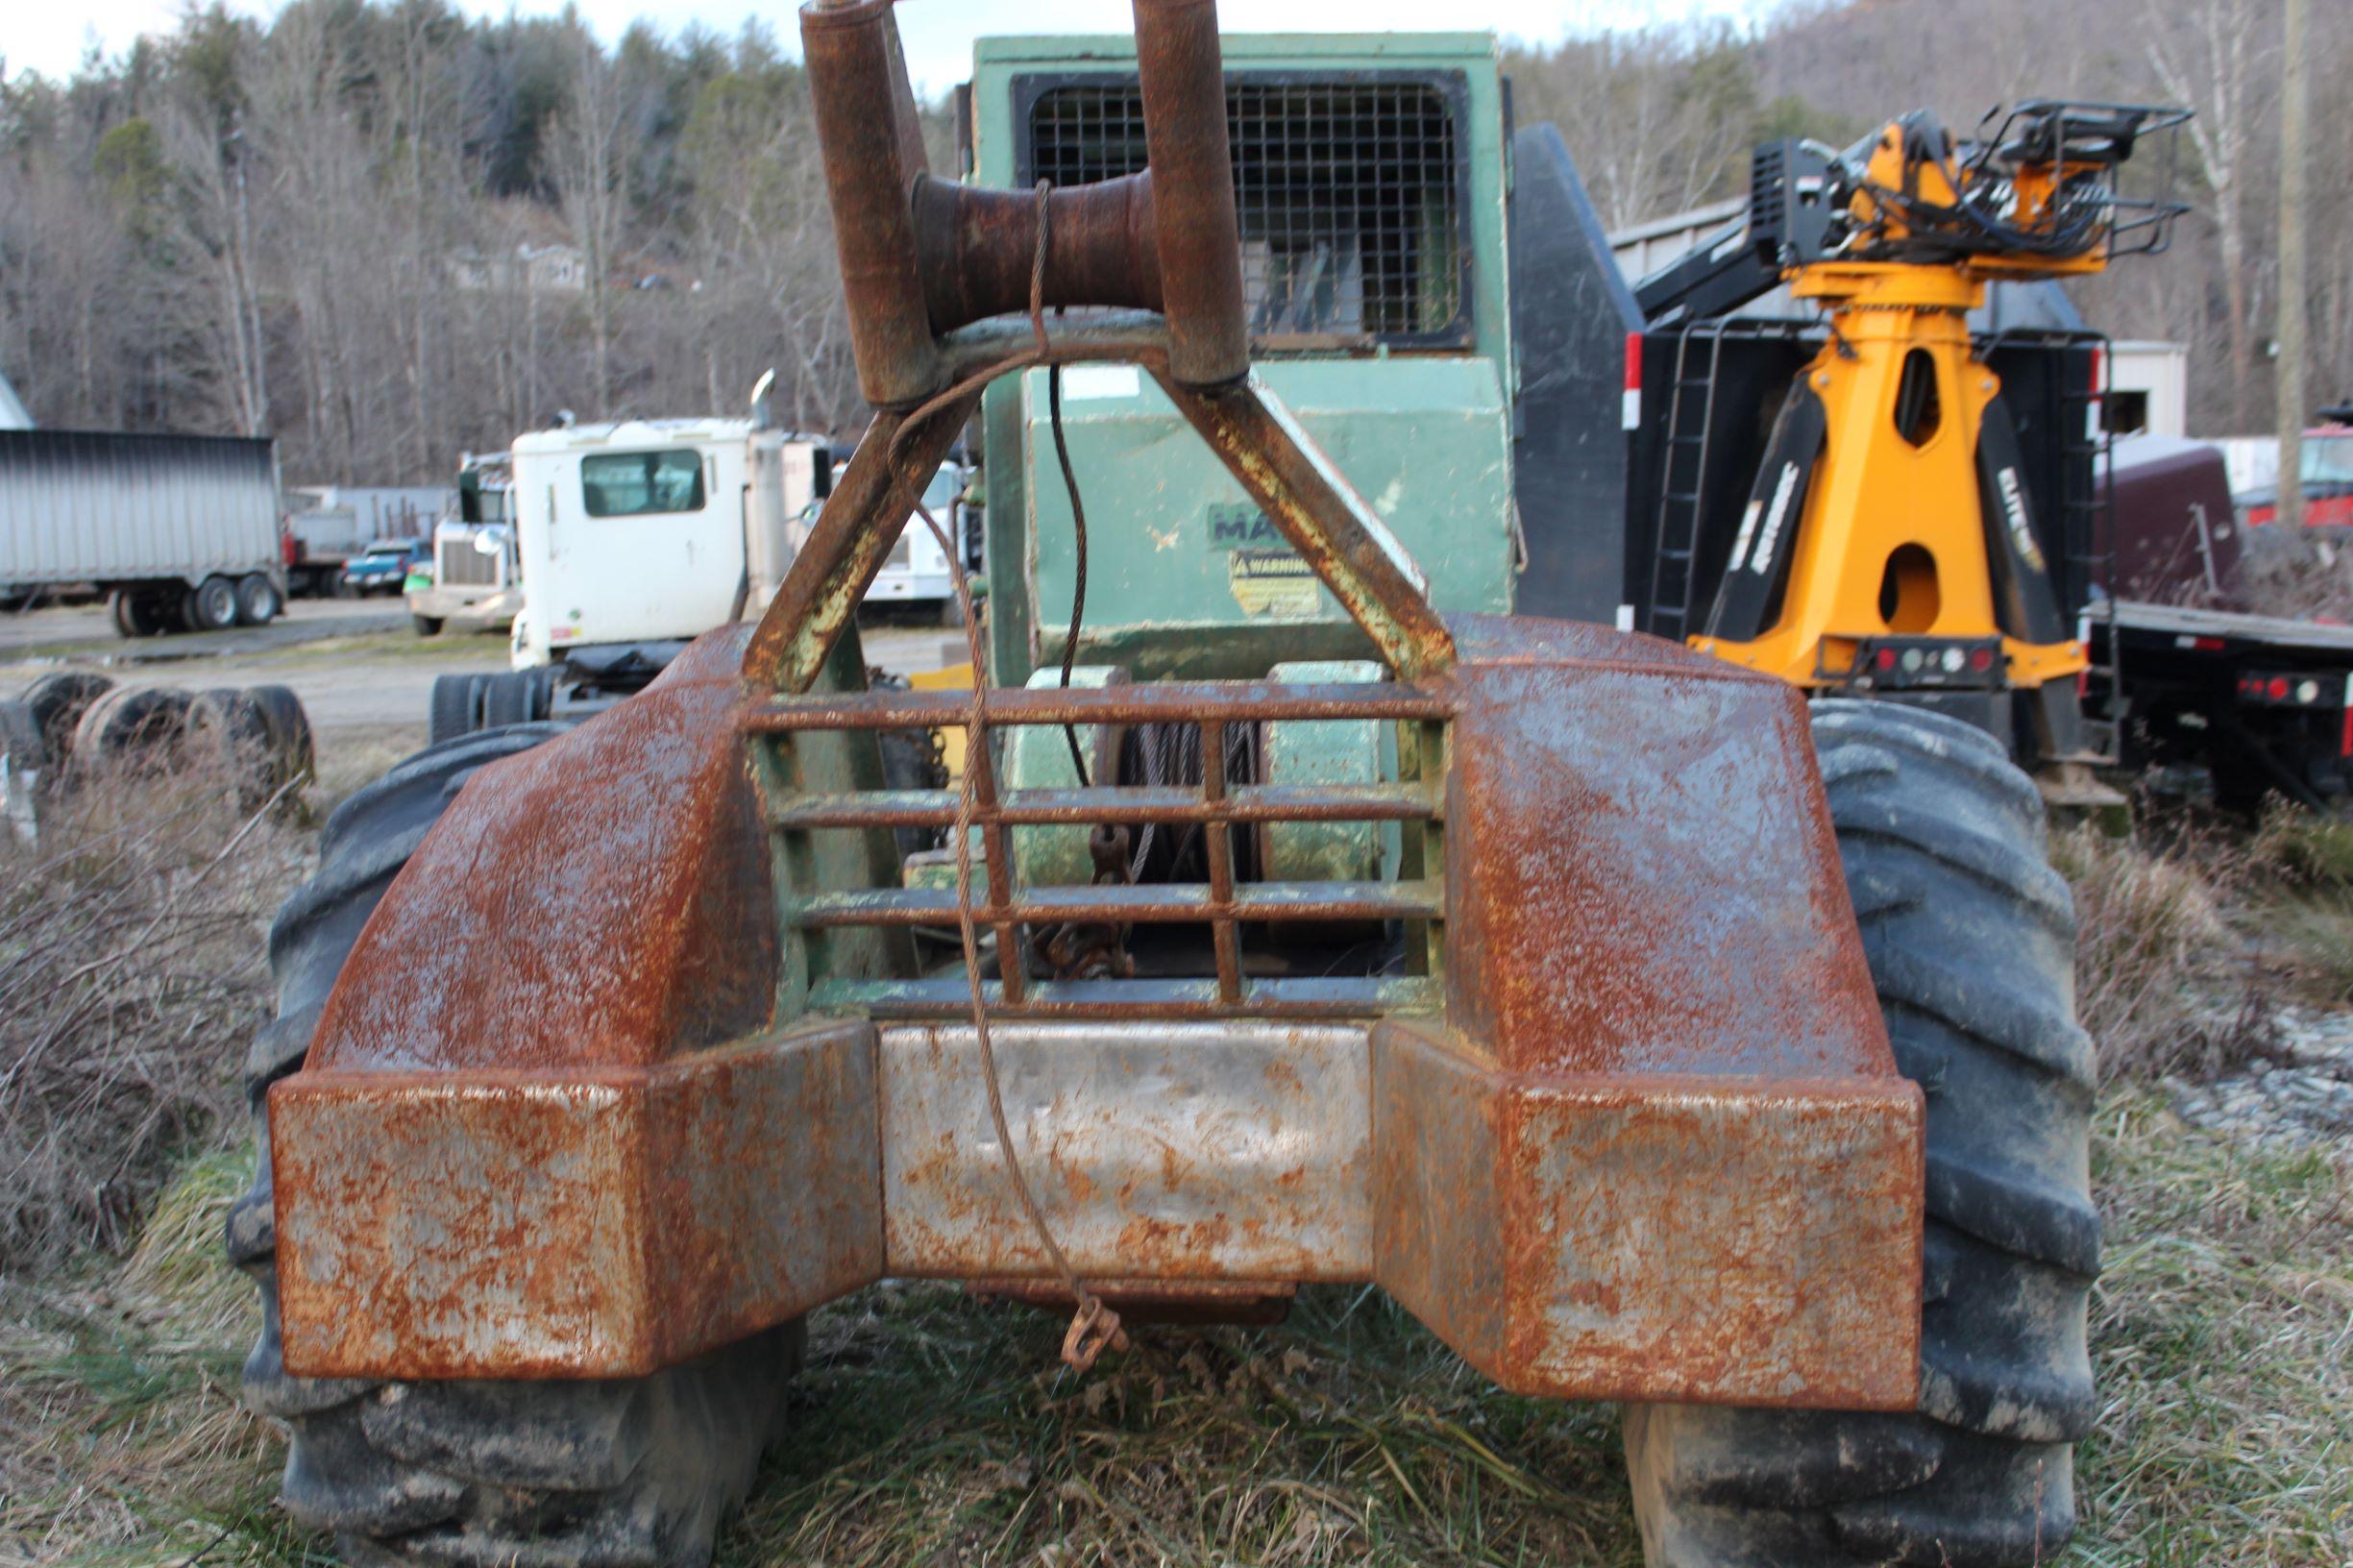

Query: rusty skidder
<box><xmin>227</xmin><ymin>4</ymin><xmax>2095</xmax><ymax>1565</ymax></box>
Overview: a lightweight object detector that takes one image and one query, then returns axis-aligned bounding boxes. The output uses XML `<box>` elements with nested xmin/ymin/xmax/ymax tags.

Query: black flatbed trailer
<box><xmin>2091</xmin><ymin>600</ymin><xmax>2353</xmax><ymax>810</ymax></box>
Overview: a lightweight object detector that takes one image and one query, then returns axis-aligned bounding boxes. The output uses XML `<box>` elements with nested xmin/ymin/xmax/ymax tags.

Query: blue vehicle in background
<box><xmin>339</xmin><ymin>538</ymin><xmax>430</xmax><ymax>597</ymax></box>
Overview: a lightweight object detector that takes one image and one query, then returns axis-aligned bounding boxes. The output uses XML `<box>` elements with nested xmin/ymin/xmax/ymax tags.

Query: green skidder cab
<box><xmin>968</xmin><ymin>34</ymin><xmax>1521</xmax><ymax>683</ymax></box>
<box><xmin>230</xmin><ymin>8</ymin><xmax>2092</xmax><ymax>1568</ymax></box>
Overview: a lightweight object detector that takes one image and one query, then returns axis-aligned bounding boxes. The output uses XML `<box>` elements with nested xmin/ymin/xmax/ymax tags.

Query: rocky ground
<box><xmin>2174</xmin><ymin>1004</ymin><xmax>2353</xmax><ymax>1146</ymax></box>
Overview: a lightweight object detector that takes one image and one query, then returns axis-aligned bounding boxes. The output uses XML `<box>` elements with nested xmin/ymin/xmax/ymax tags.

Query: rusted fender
<box><xmin>268</xmin><ymin>628</ymin><xmax>881</xmax><ymax>1379</ymax></box>
<box><xmin>1432</xmin><ymin>613</ymin><xmax>1892</xmax><ymax>1080</ymax></box>
<box><xmin>300</xmin><ymin>627</ymin><xmax>775</xmax><ymax>1077</ymax></box>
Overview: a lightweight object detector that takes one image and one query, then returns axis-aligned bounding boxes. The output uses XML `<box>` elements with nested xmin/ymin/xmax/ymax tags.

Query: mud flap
<box><xmin>1704</xmin><ymin>382</ymin><xmax>1826</xmax><ymax>642</ymax></box>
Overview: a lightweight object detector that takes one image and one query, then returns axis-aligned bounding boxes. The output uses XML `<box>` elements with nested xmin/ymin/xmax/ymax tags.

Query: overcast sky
<box><xmin>6</xmin><ymin>0</ymin><xmax>1779</xmax><ymax>91</ymax></box>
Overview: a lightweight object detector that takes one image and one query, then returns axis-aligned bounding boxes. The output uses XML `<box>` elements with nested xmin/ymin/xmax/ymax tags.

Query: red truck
<box><xmin>2238</xmin><ymin>405</ymin><xmax>2353</xmax><ymax>531</ymax></box>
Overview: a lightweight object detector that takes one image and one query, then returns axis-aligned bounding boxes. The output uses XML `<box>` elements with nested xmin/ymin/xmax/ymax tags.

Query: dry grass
<box><xmin>2075</xmin><ymin>1090</ymin><xmax>2353</xmax><ymax>1566</ymax></box>
<box><xmin>0</xmin><ymin>758</ymin><xmax>307</xmax><ymax>1270</ymax></box>
<box><xmin>2236</xmin><ymin>531</ymin><xmax>2353</xmax><ymax>625</ymax></box>
<box><xmin>2055</xmin><ymin>818</ymin><xmax>2280</xmax><ymax>1080</ymax></box>
<box><xmin>729</xmin><ymin>1286</ymin><xmax>1640</xmax><ymax>1568</ymax></box>
<box><xmin>0</xmin><ymin>1152</ymin><xmax>297</xmax><ymax>1568</ymax></box>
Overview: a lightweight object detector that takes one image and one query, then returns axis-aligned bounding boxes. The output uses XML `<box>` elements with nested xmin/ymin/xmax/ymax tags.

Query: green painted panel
<box><xmin>1019</xmin><ymin>357</ymin><xmax>1514</xmax><ymax>678</ymax></box>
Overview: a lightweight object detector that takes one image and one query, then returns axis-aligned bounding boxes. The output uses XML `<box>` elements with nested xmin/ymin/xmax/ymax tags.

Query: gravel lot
<box><xmin>0</xmin><ymin>600</ymin><xmax>962</xmax><ymax>752</ymax></box>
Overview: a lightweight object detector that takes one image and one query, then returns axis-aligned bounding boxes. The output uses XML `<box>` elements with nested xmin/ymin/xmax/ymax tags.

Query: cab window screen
<box><xmin>1025</xmin><ymin>75</ymin><xmax>1466</xmax><ymax>343</ymax></box>
<box><xmin>580</xmin><ymin>450</ymin><xmax>705</xmax><ymax>516</ymax></box>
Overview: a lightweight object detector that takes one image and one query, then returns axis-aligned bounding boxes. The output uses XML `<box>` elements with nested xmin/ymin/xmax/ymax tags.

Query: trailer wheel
<box><xmin>410</xmin><ymin>613</ymin><xmax>444</xmax><ymax>637</ymax></box>
<box><xmin>189</xmin><ymin>576</ymin><xmax>241</xmax><ymax>632</ymax></box>
<box><xmin>223</xmin><ymin>726</ymin><xmax>801</xmax><ymax>1568</ymax></box>
<box><xmin>1623</xmin><ymin>698</ymin><xmax>2096</xmax><ymax>1568</ymax></box>
<box><xmin>22</xmin><ymin>673</ymin><xmax>114</xmax><ymax>766</ymax></box>
<box><xmin>236</xmin><ymin>574</ymin><xmax>283</xmax><ymax>626</ymax></box>
<box><xmin>110</xmin><ymin>588</ymin><xmax>168</xmax><ymax>638</ymax></box>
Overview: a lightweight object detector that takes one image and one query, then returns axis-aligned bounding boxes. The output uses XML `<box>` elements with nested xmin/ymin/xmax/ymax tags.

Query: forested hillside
<box><xmin>1</xmin><ymin>0</ymin><xmax>2344</xmax><ymax>484</ymax></box>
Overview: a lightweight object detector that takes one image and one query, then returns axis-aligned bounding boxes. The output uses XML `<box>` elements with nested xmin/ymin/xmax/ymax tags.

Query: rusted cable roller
<box><xmin>912</xmin><ymin>175</ymin><xmax>1164</xmax><ymax>333</ymax></box>
<box><xmin>801</xmin><ymin>0</ymin><xmax>1248</xmax><ymax>404</ymax></box>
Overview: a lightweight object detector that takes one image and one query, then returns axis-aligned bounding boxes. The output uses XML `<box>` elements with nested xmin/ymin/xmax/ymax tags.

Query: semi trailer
<box><xmin>1</xmin><ymin>428</ymin><xmax>286</xmax><ymax>633</ymax></box>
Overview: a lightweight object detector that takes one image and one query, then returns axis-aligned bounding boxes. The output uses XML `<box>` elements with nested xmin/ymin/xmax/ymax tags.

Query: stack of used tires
<box><xmin>109</xmin><ymin>573</ymin><xmax>284</xmax><ymax>637</ymax></box>
<box><xmin>0</xmin><ymin>673</ymin><xmax>314</xmax><ymax>821</ymax></box>
<box><xmin>428</xmin><ymin>666</ymin><xmax>557</xmax><ymax>744</ymax></box>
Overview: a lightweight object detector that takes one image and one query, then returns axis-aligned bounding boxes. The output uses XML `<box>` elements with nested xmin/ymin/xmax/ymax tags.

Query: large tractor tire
<box><xmin>1624</xmin><ymin>698</ymin><xmax>2098</xmax><ymax>1567</ymax></box>
<box><xmin>223</xmin><ymin>727</ymin><xmax>803</xmax><ymax>1567</ymax></box>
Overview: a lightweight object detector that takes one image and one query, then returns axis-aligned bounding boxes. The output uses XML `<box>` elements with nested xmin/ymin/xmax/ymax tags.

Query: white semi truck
<box><xmin>428</xmin><ymin>412</ymin><xmax>972</xmax><ymax>740</ymax></box>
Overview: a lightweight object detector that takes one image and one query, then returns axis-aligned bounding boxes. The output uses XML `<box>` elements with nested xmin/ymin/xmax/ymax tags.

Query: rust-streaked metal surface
<box><xmin>273</xmin><ymin>1019</ymin><xmax>880</xmax><ymax>1381</ymax></box>
<box><xmin>1372</xmin><ymin>1020</ymin><xmax>1922</xmax><ymax>1409</ymax></box>
<box><xmin>912</xmin><ymin>173</ymin><xmax>1164</xmax><ymax>332</ymax></box>
<box><xmin>306</xmin><ymin>628</ymin><xmax>775</xmax><ymax>1074</ymax></box>
<box><xmin>272</xmin><ymin>605</ymin><xmax>1924</xmax><ymax>1407</ymax></box>
<box><xmin>879</xmin><ymin>1021</ymin><xmax>1372</xmax><ymax>1280</ymax></box>
<box><xmin>1433</xmin><ymin>615</ymin><xmax>1893</xmax><ymax>1080</ymax></box>
<box><xmin>746</xmin><ymin>682</ymin><xmax>1453</xmax><ymax>730</ymax></box>
<box><xmin>743</xmin><ymin>397</ymin><xmax>978</xmax><ymax>695</ymax></box>
<box><xmin>800</xmin><ymin>0</ymin><xmax>942</xmax><ymax>407</ymax></box>
<box><xmin>971</xmin><ymin>1277</ymin><xmax>1297</xmax><ymax>1327</ymax></box>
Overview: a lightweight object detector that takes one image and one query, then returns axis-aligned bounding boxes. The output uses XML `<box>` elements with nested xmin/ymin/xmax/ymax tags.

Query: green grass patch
<box><xmin>2071</xmin><ymin>1089</ymin><xmax>2353</xmax><ymax>1566</ymax></box>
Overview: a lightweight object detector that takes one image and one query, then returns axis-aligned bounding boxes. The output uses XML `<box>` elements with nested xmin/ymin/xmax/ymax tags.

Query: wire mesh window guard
<box><xmin>1022</xmin><ymin>74</ymin><xmax>1468</xmax><ymax>345</ymax></box>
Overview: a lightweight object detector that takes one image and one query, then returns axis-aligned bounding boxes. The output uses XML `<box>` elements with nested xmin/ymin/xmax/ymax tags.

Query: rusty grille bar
<box><xmin>753</xmin><ymin>681</ymin><xmax>1450</xmax><ymax>1019</ymax></box>
<box><xmin>744</xmin><ymin>682</ymin><xmax>1453</xmax><ymax>731</ymax></box>
<box><xmin>769</xmin><ymin>781</ymin><xmax>1434</xmax><ymax>829</ymax></box>
<box><xmin>808</xmin><ymin>974</ymin><xmax>1436</xmax><ymax>1018</ymax></box>
<box><xmin>791</xmin><ymin>879</ymin><xmax>1441</xmax><ymax>927</ymax></box>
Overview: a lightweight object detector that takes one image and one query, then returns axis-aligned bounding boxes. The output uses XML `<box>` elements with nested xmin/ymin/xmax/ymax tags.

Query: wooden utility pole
<box><xmin>2277</xmin><ymin>0</ymin><xmax>2310</xmax><ymax>527</ymax></box>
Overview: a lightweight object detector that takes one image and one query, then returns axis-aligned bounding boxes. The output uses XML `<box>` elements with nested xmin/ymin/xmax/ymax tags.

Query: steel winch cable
<box><xmin>896</xmin><ymin>179</ymin><xmax>1126</xmax><ymax>1373</ymax></box>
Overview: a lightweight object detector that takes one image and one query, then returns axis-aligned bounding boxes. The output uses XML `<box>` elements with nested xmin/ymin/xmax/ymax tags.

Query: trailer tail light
<box><xmin>2240</xmin><ymin>670</ymin><xmax>2347</xmax><ymax>713</ymax></box>
<box><xmin>2088</xmin><ymin>344</ymin><xmax>2104</xmax><ymax>439</ymax></box>
<box><xmin>1970</xmin><ymin>647</ymin><xmax>1995</xmax><ymax>674</ymax></box>
<box><xmin>1623</xmin><ymin>332</ymin><xmax>1643</xmax><ymax>431</ymax></box>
